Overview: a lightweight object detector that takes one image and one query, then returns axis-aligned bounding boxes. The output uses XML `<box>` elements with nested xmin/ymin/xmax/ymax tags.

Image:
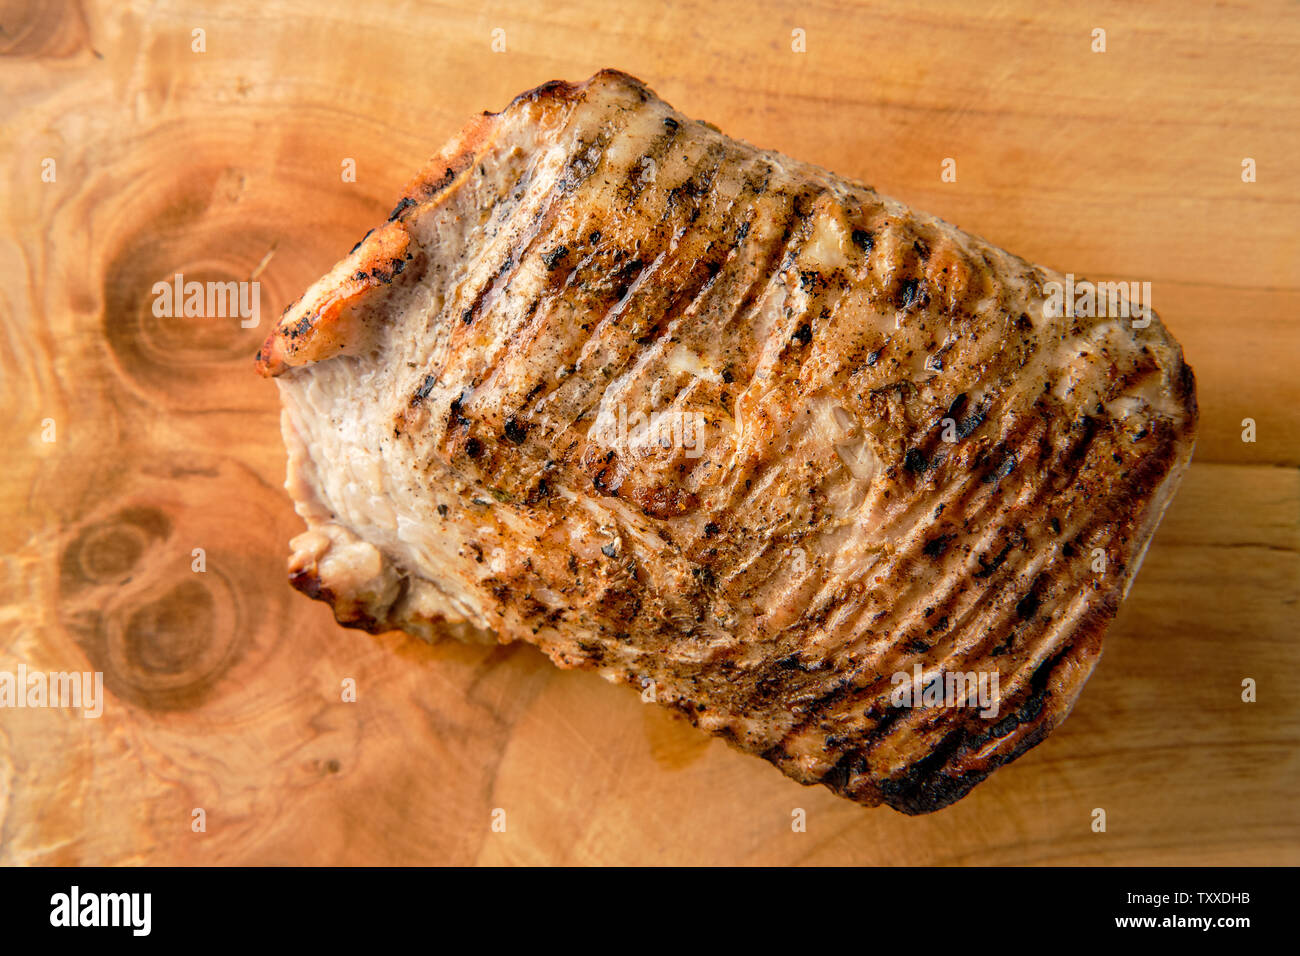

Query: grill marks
<box><xmin>681</xmin><ymin>270</ymin><xmax>1148</xmax><ymax>798</ymax></box>
<box><xmin>572</xmin><ymin>149</ymin><xmax>778</xmax><ymax>512</ymax></box>
<box><xmin>616</xmin><ymin>123</ymin><xmax>683</xmax><ymax>206</ymax></box>
<box><xmin>459</xmin><ymin>137</ymin><xmax>615</xmax><ymax>335</ymax></box>
<box><xmin>486</xmin><ymin>128</ymin><xmax>710</xmax><ymax>441</ymax></box>
<box><xmin>439</xmin><ymin>103</ymin><xmax>797</xmax><ymax>516</ymax></box>
<box><xmin>431</xmin><ymin>95</ymin><xmax>648</xmax><ymax>462</ymax></box>
<box><xmin>753</xmin><ymin>380</ymin><xmax>1116</xmax><ymax>776</ymax></box>
<box><xmin>557</xmin><ymin>126</ymin><xmax>615</xmax><ymax>193</ymax></box>
<box><xmin>535</xmin><ymin>143</ymin><xmax>769</xmax><ymax>473</ymax></box>
<box><xmin>710</xmin><ymin>186</ymin><xmax>834</xmax><ymax>523</ymax></box>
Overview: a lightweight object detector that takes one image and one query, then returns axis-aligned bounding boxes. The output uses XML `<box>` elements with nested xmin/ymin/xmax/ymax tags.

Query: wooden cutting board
<box><xmin>1</xmin><ymin>0</ymin><xmax>1297</xmax><ymax>865</ymax></box>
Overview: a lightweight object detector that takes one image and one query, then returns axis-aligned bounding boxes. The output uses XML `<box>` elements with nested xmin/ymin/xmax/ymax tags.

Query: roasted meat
<box><xmin>256</xmin><ymin>70</ymin><xmax>1197</xmax><ymax>813</ymax></box>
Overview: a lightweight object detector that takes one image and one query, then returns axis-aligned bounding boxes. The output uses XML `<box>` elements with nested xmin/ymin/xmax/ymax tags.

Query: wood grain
<box><xmin>1</xmin><ymin>0</ymin><xmax>1296</xmax><ymax>865</ymax></box>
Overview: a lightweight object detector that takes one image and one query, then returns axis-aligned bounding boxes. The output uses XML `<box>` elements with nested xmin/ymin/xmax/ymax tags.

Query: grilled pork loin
<box><xmin>256</xmin><ymin>70</ymin><xmax>1197</xmax><ymax>813</ymax></box>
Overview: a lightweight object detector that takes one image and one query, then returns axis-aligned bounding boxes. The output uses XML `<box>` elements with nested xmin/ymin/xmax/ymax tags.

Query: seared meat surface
<box><xmin>256</xmin><ymin>70</ymin><xmax>1197</xmax><ymax>813</ymax></box>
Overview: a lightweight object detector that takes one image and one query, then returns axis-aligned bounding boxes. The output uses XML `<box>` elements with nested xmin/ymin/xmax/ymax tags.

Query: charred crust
<box><xmin>541</xmin><ymin>244</ymin><xmax>569</xmax><ymax>270</ymax></box>
<box><xmin>982</xmin><ymin>448</ymin><xmax>1019</xmax><ymax>484</ymax></box>
<box><xmin>289</xmin><ymin>567</ymin><xmax>332</xmax><ymax>603</ymax></box>
<box><xmin>922</xmin><ymin>533</ymin><xmax>954</xmax><ymax>558</ymax></box>
<box><xmin>502</xmin><ymin>77</ymin><xmax>579</xmax><ymax>112</ymax></box>
<box><xmin>350</xmin><ymin>228</ymin><xmax>375</xmax><ymax>253</ymax></box>
<box><xmin>410</xmin><ymin>373</ymin><xmax>437</xmax><ymax>406</ymax></box>
<box><xmin>419</xmin><ymin>167</ymin><xmax>457</xmax><ymax>198</ymax></box>
<box><xmin>896</xmin><ymin>277</ymin><xmax>923</xmax><ymax>310</ymax></box>
<box><xmin>822</xmin><ymin>751</ymin><xmax>870</xmax><ymax>792</ymax></box>
<box><xmin>503</xmin><ymin>417</ymin><xmax>528</xmax><ymax>444</ymax></box>
<box><xmin>877</xmin><ymin>725</ymin><xmax>1048</xmax><ymax>815</ymax></box>
<box><xmin>387</xmin><ymin>196</ymin><xmax>417</xmax><ymax>222</ymax></box>
<box><xmin>872</xmin><ymin>647</ymin><xmax>1075</xmax><ymax>814</ymax></box>
<box><xmin>289</xmin><ymin>567</ymin><xmax>387</xmax><ymax>634</ymax></box>
<box><xmin>447</xmin><ymin>392</ymin><xmax>471</xmax><ymax>430</ymax></box>
<box><xmin>974</xmin><ymin>542</ymin><xmax>1014</xmax><ymax>579</ymax></box>
<box><xmin>956</xmin><ymin>401</ymin><xmax>987</xmax><ymax>438</ymax></box>
<box><xmin>903</xmin><ymin>447</ymin><xmax>929</xmax><ymax>475</ymax></box>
